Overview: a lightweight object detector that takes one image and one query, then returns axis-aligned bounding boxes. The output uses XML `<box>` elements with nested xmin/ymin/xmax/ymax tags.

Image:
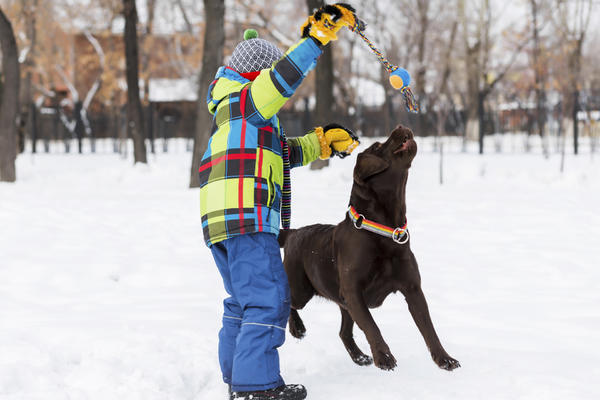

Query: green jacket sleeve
<box><xmin>287</xmin><ymin>131</ymin><xmax>321</xmax><ymax>168</ymax></box>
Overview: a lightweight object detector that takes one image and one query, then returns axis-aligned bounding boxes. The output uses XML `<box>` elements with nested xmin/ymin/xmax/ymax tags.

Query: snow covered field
<box><xmin>1</xmin><ymin>137</ymin><xmax>599</xmax><ymax>400</ymax></box>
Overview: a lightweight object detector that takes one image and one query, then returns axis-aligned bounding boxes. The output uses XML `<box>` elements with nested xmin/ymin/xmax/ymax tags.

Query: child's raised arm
<box><xmin>244</xmin><ymin>3</ymin><xmax>358</xmax><ymax>125</ymax></box>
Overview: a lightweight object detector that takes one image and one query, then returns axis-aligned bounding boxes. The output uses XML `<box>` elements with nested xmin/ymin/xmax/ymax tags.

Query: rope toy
<box><xmin>350</xmin><ymin>19</ymin><xmax>419</xmax><ymax>113</ymax></box>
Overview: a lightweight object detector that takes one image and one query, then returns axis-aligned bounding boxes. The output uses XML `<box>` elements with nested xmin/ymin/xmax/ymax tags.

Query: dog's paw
<box><xmin>373</xmin><ymin>349</ymin><xmax>397</xmax><ymax>371</ymax></box>
<box><xmin>351</xmin><ymin>353</ymin><xmax>373</xmax><ymax>366</ymax></box>
<box><xmin>289</xmin><ymin>320</ymin><xmax>306</xmax><ymax>339</ymax></box>
<box><xmin>433</xmin><ymin>353</ymin><xmax>461</xmax><ymax>371</ymax></box>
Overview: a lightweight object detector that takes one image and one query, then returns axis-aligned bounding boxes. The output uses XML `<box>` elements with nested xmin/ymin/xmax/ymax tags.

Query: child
<box><xmin>198</xmin><ymin>4</ymin><xmax>360</xmax><ymax>399</ymax></box>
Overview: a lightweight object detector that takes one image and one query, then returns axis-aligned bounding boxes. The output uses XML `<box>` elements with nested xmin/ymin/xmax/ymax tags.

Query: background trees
<box><xmin>123</xmin><ymin>0</ymin><xmax>147</xmax><ymax>163</ymax></box>
<box><xmin>189</xmin><ymin>0</ymin><xmax>224</xmax><ymax>188</ymax></box>
<box><xmin>1</xmin><ymin>0</ymin><xmax>599</xmax><ymax>183</ymax></box>
<box><xmin>0</xmin><ymin>6</ymin><xmax>20</xmax><ymax>182</ymax></box>
<box><xmin>551</xmin><ymin>0</ymin><xmax>594</xmax><ymax>155</ymax></box>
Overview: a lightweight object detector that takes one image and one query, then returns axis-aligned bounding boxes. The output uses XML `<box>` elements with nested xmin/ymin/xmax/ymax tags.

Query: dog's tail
<box><xmin>277</xmin><ymin>229</ymin><xmax>296</xmax><ymax>248</ymax></box>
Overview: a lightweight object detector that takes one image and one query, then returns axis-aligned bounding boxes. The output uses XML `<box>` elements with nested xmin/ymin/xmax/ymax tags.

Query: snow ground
<box><xmin>1</xmin><ymin>137</ymin><xmax>599</xmax><ymax>400</ymax></box>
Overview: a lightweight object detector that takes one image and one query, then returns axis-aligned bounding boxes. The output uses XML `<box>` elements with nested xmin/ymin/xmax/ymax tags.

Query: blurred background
<box><xmin>1</xmin><ymin>0</ymin><xmax>598</xmax><ymax>185</ymax></box>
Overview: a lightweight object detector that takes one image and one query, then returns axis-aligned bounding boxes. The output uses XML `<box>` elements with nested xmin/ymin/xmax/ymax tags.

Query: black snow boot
<box><xmin>231</xmin><ymin>384</ymin><xmax>307</xmax><ymax>400</ymax></box>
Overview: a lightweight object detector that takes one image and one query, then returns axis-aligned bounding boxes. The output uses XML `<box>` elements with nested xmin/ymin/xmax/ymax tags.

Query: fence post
<box><xmin>147</xmin><ymin>103</ymin><xmax>155</xmax><ymax>154</ymax></box>
<box><xmin>90</xmin><ymin>113</ymin><xmax>96</xmax><ymax>153</ymax></box>
<box><xmin>161</xmin><ymin>117</ymin><xmax>168</xmax><ymax>153</ymax></box>
<box><xmin>74</xmin><ymin>101</ymin><xmax>83</xmax><ymax>153</ymax></box>
<box><xmin>573</xmin><ymin>90</ymin><xmax>579</xmax><ymax>155</ymax></box>
<box><xmin>29</xmin><ymin>102</ymin><xmax>37</xmax><ymax>153</ymax></box>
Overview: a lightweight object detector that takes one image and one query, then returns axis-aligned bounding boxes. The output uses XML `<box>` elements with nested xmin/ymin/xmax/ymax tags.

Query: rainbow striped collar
<box><xmin>347</xmin><ymin>206</ymin><xmax>409</xmax><ymax>244</ymax></box>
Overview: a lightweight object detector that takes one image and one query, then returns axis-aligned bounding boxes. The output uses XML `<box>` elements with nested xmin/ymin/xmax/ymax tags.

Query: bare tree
<box><xmin>140</xmin><ymin>0</ymin><xmax>156</xmax><ymax>103</ymax></box>
<box><xmin>123</xmin><ymin>0</ymin><xmax>147</xmax><ymax>163</ymax></box>
<box><xmin>50</xmin><ymin>31</ymin><xmax>106</xmax><ymax>153</ymax></box>
<box><xmin>458</xmin><ymin>0</ymin><xmax>484</xmax><ymax>147</ymax></box>
<box><xmin>81</xmin><ymin>32</ymin><xmax>105</xmax><ymax>132</ymax></box>
<box><xmin>176</xmin><ymin>0</ymin><xmax>194</xmax><ymax>34</ymax></box>
<box><xmin>19</xmin><ymin>0</ymin><xmax>38</xmax><ymax>153</ymax></box>
<box><xmin>236</xmin><ymin>1</ymin><xmax>295</xmax><ymax>47</ymax></box>
<box><xmin>189</xmin><ymin>0</ymin><xmax>224</xmax><ymax>188</ymax></box>
<box><xmin>431</xmin><ymin>16</ymin><xmax>458</xmax><ymax>159</ymax></box>
<box><xmin>414</xmin><ymin>0</ymin><xmax>430</xmax><ymax>124</ymax></box>
<box><xmin>0</xmin><ymin>7</ymin><xmax>20</xmax><ymax>182</ymax></box>
<box><xmin>529</xmin><ymin>0</ymin><xmax>549</xmax><ymax>158</ymax></box>
<box><xmin>552</xmin><ymin>0</ymin><xmax>594</xmax><ymax>155</ymax></box>
<box><xmin>459</xmin><ymin>0</ymin><xmax>530</xmax><ymax>154</ymax></box>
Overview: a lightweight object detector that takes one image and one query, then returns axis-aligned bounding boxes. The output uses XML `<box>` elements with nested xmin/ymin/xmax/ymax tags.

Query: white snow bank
<box><xmin>1</xmin><ymin>138</ymin><xmax>599</xmax><ymax>399</ymax></box>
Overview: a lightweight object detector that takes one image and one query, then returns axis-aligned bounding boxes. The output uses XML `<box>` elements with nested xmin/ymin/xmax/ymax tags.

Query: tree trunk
<box><xmin>74</xmin><ymin>100</ymin><xmax>84</xmax><ymax>153</ymax></box>
<box><xmin>415</xmin><ymin>0</ymin><xmax>429</xmax><ymax>136</ymax></box>
<box><xmin>123</xmin><ymin>0</ymin><xmax>147</xmax><ymax>163</ymax></box>
<box><xmin>460</xmin><ymin>0</ymin><xmax>480</xmax><ymax>144</ymax></box>
<box><xmin>0</xmin><ymin>8</ymin><xmax>20</xmax><ymax>182</ymax></box>
<box><xmin>307</xmin><ymin>0</ymin><xmax>333</xmax><ymax>170</ymax></box>
<box><xmin>141</xmin><ymin>0</ymin><xmax>156</xmax><ymax>104</ymax></box>
<box><xmin>21</xmin><ymin>0</ymin><xmax>37</xmax><ymax>154</ymax></box>
<box><xmin>567</xmin><ymin>34</ymin><xmax>584</xmax><ymax>156</ymax></box>
<box><xmin>189</xmin><ymin>0</ymin><xmax>225</xmax><ymax>188</ymax></box>
<box><xmin>530</xmin><ymin>0</ymin><xmax>548</xmax><ymax>157</ymax></box>
<box><xmin>478</xmin><ymin>90</ymin><xmax>486</xmax><ymax>154</ymax></box>
<box><xmin>573</xmin><ymin>89</ymin><xmax>579</xmax><ymax>155</ymax></box>
<box><xmin>415</xmin><ymin>0</ymin><xmax>429</xmax><ymax>100</ymax></box>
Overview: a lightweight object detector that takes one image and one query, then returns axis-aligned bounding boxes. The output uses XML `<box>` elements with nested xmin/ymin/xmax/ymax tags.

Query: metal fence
<box><xmin>21</xmin><ymin>100</ymin><xmax>599</xmax><ymax>154</ymax></box>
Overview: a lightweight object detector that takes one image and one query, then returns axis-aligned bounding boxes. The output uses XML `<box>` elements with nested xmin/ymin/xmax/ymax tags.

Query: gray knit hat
<box><xmin>228</xmin><ymin>29</ymin><xmax>283</xmax><ymax>73</ymax></box>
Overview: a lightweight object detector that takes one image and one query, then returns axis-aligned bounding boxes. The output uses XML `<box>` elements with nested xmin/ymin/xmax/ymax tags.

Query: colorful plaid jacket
<box><xmin>199</xmin><ymin>37</ymin><xmax>323</xmax><ymax>247</ymax></box>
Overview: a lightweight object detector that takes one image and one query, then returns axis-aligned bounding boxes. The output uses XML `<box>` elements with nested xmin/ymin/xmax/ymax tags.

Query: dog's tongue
<box><xmin>393</xmin><ymin>140</ymin><xmax>409</xmax><ymax>154</ymax></box>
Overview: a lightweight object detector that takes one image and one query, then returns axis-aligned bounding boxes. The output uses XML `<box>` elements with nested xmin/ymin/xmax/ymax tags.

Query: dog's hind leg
<box><xmin>339</xmin><ymin>306</ymin><xmax>373</xmax><ymax>366</ymax></box>
<box><xmin>289</xmin><ymin>309</ymin><xmax>306</xmax><ymax>339</ymax></box>
<box><xmin>286</xmin><ymin>267</ymin><xmax>314</xmax><ymax>339</ymax></box>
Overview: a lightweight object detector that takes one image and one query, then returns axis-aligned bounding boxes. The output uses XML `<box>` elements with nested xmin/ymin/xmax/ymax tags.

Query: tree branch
<box><xmin>54</xmin><ymin>64</ymin><xmax>79</xmax><ymax>103</ymax></box>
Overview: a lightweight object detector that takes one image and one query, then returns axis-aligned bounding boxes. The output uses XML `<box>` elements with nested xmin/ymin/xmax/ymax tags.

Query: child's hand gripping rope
<box><xmin>350</xmin><ymin>18</ymin><xmax>419</xmax><ymax>113</ymax></box>
<box><xmin>301</xmin><ymin>3</ymin><xmax>358</xmax><ymax>45</ymax></box>
<box><xmin>314</xmin><ymin>124</ymin><xmax>360</xmax><ymax>160</ymax></box>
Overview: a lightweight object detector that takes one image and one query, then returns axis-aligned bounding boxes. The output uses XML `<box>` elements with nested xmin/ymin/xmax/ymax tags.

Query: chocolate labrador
<box><xmin>278</xmin><ymin>125</ymin><xmax>460</xmax><ymax>371</ymax></box>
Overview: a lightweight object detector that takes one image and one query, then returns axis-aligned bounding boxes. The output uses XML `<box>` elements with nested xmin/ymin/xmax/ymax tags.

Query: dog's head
<box><xmin>353</xmin><ymin>124</ymin><xmax>417</xmax><ymax>188</ymax></box>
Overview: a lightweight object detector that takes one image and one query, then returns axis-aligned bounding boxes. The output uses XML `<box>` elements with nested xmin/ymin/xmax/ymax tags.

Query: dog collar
<box><xmin>347</xmin><ymin>206</ymin><xmax>409</xmax><ymax>244</ymax></box>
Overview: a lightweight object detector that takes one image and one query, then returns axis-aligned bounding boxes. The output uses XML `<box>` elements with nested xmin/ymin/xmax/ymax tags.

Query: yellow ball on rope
<box><xmin>389</xmin><ymin>68</ymin><xmax>410</xmax><ymax>90</ymax></box>
<box><xmin>389</xmin><ymin>74</ymin><xmax>404</xmax><ymax>90</ymax></box>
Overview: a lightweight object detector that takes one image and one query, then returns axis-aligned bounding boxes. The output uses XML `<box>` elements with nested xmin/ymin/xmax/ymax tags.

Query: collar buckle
<box><xmin>392</xmin><ymin>227</ymin><xmax>409</xmax><ymax>244</ymax></box>
<box><xmin>353</xmin><ymin>214</ymin><xmax>365</xmax><ymax>229</ymax></box>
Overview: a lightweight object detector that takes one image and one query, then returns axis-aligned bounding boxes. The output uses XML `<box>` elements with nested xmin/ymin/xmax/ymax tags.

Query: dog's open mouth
<box><xmin>394</xmin><ymin>139</ymin><xmax>410</xmax><ymax>154</ymax></box>
<box><xmin>393</xmin><ymin>137</ymin><xmax>417</xmax><ymax>156</ymax></box>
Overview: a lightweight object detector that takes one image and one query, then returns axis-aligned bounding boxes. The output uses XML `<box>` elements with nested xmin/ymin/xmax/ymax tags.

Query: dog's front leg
<box><xmin>341</xmin><ymin>283</ymin><xmax>397</xmax><ymax>370</ymax></box>
<box><xmin>402</xmin><ymin>285</ymin><xmax>459</xmax><ymax>370</ymax></box>
<box><xmin>400</xmin><ymin>255</ymin><xmax>461</xmax><ymax>371</ymax></box>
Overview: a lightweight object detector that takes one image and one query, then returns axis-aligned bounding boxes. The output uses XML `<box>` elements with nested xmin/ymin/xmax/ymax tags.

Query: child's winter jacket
<box><xmin>199</xmin><ymin>37</ymin><xmax>323</xmax><ymax>246</ymax></box>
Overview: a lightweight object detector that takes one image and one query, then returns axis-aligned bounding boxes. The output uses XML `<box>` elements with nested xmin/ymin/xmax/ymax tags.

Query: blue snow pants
<box><xmin>210</xmin><ymin>232</ymin><xmax>290</xmax><ymax>392</ymax></box>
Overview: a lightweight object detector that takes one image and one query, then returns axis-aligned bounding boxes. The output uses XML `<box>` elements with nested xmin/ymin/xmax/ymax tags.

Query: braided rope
<box><xmin>352</xmin><ymin>26</ymin><xmax>398</xmax><ymax>73</ymax></box>
<box><xmin>351</xmin><ymin>21</ymin><xmax>419</xmax><ymax>113</ymax></box>
<box><xmin>401</xmin><ymin>86</ymin><xmax>419</xmax><ymax>113</ymax></box>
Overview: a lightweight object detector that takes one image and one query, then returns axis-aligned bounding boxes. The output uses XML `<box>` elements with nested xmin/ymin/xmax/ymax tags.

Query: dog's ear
<box><xmin>354</xmin><ymin>153</ymin><xmax>389</xmax><ymax>184</ymax></box>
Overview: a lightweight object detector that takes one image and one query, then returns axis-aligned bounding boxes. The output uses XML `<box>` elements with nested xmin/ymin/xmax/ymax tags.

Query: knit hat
<box><xmin>228</xmin><ymin>29</ymin><xmax>283</xmax><ymax>75</ymax></box>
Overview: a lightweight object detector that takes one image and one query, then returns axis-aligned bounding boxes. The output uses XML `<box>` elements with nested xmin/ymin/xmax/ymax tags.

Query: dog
<box><xmin>278</xmin><ymin>125</ymin><xmax>460</xmax><ymax>371</ymax></box>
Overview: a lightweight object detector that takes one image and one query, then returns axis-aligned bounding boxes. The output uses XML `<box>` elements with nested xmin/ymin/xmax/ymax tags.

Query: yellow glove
<box><xmin>301</xmin><ymin>3</ymin><xmax>358</xmax><ymax>46</ymax></box>
<box><xmin>315</xmin><ymin>124</ymin><xmax>360</xmax><ymax>160</ymax></box>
